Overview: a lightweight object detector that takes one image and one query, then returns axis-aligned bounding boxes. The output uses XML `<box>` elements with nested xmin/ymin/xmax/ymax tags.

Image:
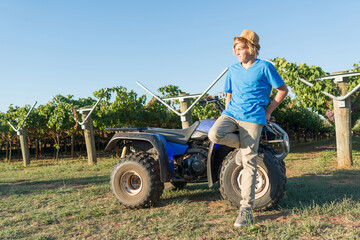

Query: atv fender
<box><xmin>105</xmin><ymin>132</ymin><xmax>171</xmax><ymax>182</ymax></box>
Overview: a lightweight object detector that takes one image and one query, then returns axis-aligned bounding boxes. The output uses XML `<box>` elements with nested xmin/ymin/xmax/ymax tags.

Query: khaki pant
<box><xmin>208</xmin><ymin>115</ymin><xmax>263</xmax><ymax>209</ymax></box>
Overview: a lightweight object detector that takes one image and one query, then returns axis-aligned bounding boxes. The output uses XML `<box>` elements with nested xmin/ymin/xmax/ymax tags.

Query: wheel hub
<box><xmin>120</xmin><ymin>171</ymin><xmax>143</xmax><ymax>196</ymax></box>
<box><xmin>232</xmin><ymin>165</ymin><xmax>270</xmax><ymax>199</ymax></box>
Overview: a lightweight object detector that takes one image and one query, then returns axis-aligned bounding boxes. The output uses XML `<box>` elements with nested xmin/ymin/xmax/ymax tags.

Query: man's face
<box><xmin>234</xmin><ymin>43</ymin><xmax>253</xmax><ymax>63</ymax></box>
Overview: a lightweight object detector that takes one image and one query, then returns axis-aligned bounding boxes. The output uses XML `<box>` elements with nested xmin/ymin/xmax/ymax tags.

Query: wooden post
<box><xmin>80</xmin><ymin>109</ymin><xmax>97</xmax><ymax>166</ymax></box>
<box><xmin>35</xmin><ymin>139</ymin><xmax>39</xmax><ymax>160</ymax></box>
<box><xmin>179</xmin><ymin>94</ymin><xmax>193</xmax><ymax>129</ymax></box>
<box><xmin>333</xmin><ymin>72</ymin><xmax>352</xmax><ymax>168</ymax></box>
<box><xmin>71</xmin><ymin>133</ymin><xmax>75</xmax><ymax>159</ymax></box>
<box><xmin>5</xmin><ymin>141</ymin><xmax>9</xmax><ymax>161</ymax></box>
<box><xmin>18</xmin><ymin>129</ymin><xmax>30</xmax><ymax>167</ymax></box>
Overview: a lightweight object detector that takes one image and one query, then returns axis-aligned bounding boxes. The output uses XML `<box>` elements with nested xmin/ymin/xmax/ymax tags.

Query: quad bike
<box><xmin>105</xmin><ymin>97</ymin><xmax>289</xmax><ymax>211</ymax></box>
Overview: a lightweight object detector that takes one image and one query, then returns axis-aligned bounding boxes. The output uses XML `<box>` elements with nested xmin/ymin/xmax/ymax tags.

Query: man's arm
<box><xmin>265</xmin><ymin>84</ymin><xmax>288</xmax><ymax>122</ymax></box>
<box><xmin>225</xmin><ymin>93</ymin><xmax>232</xmax><ymax>109</ymax></box>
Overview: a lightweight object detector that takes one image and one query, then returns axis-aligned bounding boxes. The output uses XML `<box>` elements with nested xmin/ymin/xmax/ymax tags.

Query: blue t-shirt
<box><xmin>222</xmin><ymin>59</ymin><xmax>285</xmax><ymax>126</ymax></box>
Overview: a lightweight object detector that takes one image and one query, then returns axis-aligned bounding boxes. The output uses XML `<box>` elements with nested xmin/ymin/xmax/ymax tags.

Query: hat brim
<box><xmin>233</xmin><ymin>37</ymin><xmax>260</xmax><ymax>49</ymax></box>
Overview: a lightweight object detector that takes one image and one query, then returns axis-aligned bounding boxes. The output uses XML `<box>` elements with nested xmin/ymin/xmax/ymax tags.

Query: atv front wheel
<box><xmin>219</xmin><ymin>149</ymin><xmax>286</xmax><ymax>211</ymax></box>
<box><xmin>110</xmin><ymin>153</ymin><xmax>164</xmax><ymax>208</ymax></box>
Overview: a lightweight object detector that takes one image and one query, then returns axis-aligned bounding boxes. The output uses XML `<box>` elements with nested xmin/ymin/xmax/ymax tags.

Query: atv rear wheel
<box><xmin>110</xmin><ymin>153</ymin><xmax>164</xmax><ymax>208</ymax></box>
<box><xmin>219</xmin><ymin>149</ymin><xmax>286</xmax><ymax>211</ymax></box>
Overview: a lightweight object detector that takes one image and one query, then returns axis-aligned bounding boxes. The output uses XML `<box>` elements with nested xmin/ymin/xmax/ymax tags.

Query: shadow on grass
<box><xmin>289</xmin><ymin>138</ymin><xmax>336</xmax><ymax>154</ymax></box>
<box><xmin>279</xmin><ymin>168</ymin><xmax>360</xmax><ymax>210</ymax></box>
<box><xmin>157</xmin><ymin>168</ymin><xmax>360</xmax><ymax>213</ymax></box>
<box><xmin>1</xmin><ymin>167</ymin><xmax>359</xmax><ymax>216</ymax></box>
<box><xmin>156</xmin><ymin>183</ymin><xmax>222</xmax><ymax>207</ymax></box>
<box><xmin>0</xmin><ymin>175</ymin><xmax>109</xmax><ymax>196</ymax></box>
<box><xmin>290</xmin><ymin>136</ymin><xmax>360</xmax><ymax>154</ymax></box>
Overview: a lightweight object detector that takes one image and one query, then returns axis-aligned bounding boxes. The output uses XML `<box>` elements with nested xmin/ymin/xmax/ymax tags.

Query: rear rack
<box><xmin>105</xmin><ymin>125</ymin><xmax>148</xmax><ymax>132</ymax></box>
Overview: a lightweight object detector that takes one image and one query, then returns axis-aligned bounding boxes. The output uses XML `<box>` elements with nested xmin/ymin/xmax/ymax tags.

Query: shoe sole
<box><xmin>234</xmin><ymin>222</ymin><xmax>252</xmax><ymax>227</ymax></box>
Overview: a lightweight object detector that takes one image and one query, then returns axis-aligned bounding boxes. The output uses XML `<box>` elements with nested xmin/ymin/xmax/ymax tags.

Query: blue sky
<box><xmin>1</xmin><ymin>0</ymin><xmax>359</xmax><ymax>112</ymax></box>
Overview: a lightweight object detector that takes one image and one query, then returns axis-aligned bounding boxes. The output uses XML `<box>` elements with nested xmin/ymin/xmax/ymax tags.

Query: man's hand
<box><xmin>265</xmin><ymin>111</ymin><xmax>272</xmax><ymax>123</ymax></box>
<box><xmin>265</xmin><ymin>84</ymin><xmax>288</xmax><ymax>123</ymax></box>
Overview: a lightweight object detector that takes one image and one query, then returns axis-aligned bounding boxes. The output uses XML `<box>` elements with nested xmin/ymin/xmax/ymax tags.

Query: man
<box><xmin>208</xmin><ymin>29</ymin><xmax>288</xmax><ymax>227</ymax></box>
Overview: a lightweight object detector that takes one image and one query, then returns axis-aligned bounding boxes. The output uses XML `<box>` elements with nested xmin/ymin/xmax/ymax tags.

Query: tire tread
<box><xmin>110</xmin><ymin>153</ymin><xmax>164</xmax><ymax>209</ymax></box>
<box><xmin>219</xmin><ymin>148</ymin><xmax>286</xmax><ymax>211</ymax></box>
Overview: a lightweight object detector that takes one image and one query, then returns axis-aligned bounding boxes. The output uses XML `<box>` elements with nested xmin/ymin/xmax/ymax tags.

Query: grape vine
<box><xmin>1</xmin><ymin>57</ymin><xmax>360</xmax><ymax>160</ymax></box>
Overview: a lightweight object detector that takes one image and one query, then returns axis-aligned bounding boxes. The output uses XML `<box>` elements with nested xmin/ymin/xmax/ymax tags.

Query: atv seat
<box><xmin>145</xmin><ymin>121</ymin><xmax>200</xmax><ymax>145</ymax></box>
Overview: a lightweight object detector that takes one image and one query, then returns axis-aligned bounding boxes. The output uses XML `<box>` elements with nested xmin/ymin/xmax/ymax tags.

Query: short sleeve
<box><xmin>264</xmin><ymin>63</ymin><xmax>285</xmax><ymax>89</ymax></box>
<box><xmin>223</xmin><ymin>71</ymin><xmax>232</xmax><ymax>93</ymax></box>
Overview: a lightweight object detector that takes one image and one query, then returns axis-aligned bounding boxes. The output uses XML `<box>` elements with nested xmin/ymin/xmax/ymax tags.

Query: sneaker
<box><xmin>234</xmin><ymin>208</ymin><xmax>253</xmax><ymax>227</ymax></box>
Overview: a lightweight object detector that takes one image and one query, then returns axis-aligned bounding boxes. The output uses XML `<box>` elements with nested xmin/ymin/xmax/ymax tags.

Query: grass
<box><xmin>0</xmin><ymin>137</ymin><xmax>360</xmax><ymax>239</ymax></box>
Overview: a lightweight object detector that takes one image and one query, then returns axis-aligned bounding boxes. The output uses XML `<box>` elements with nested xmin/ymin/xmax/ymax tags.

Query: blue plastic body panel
<box><xmin>167</xmin><ymin>142</ymin><xmax>189</xmax><ymax>156</ymax></box>
<box><xmin>158</xmin><ymin>135</ymin><xmax>188</xmax><ymax>172</ymax></box>
<box><xmin>196</xmin><ymin>120</ymin><xmax>216</xmax><ymax>133</ymax></box>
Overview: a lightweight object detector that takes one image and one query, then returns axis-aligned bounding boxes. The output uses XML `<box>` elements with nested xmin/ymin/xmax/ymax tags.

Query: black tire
<box><xmin>219</xmin><ymin>149</ymin><xmax>286</xmax><ymax>211</ymax></box>
<box><xmin>110</xmin><ymin>153</ymin><xmax>164</xmax><ymax>208</ymax></box>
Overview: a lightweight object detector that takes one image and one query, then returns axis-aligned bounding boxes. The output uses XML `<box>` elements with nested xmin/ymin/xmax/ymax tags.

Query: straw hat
<box><xmin>234</xmin><ymin>29</ymin><xmax>260</xmax><ymax>49</ymax></box>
